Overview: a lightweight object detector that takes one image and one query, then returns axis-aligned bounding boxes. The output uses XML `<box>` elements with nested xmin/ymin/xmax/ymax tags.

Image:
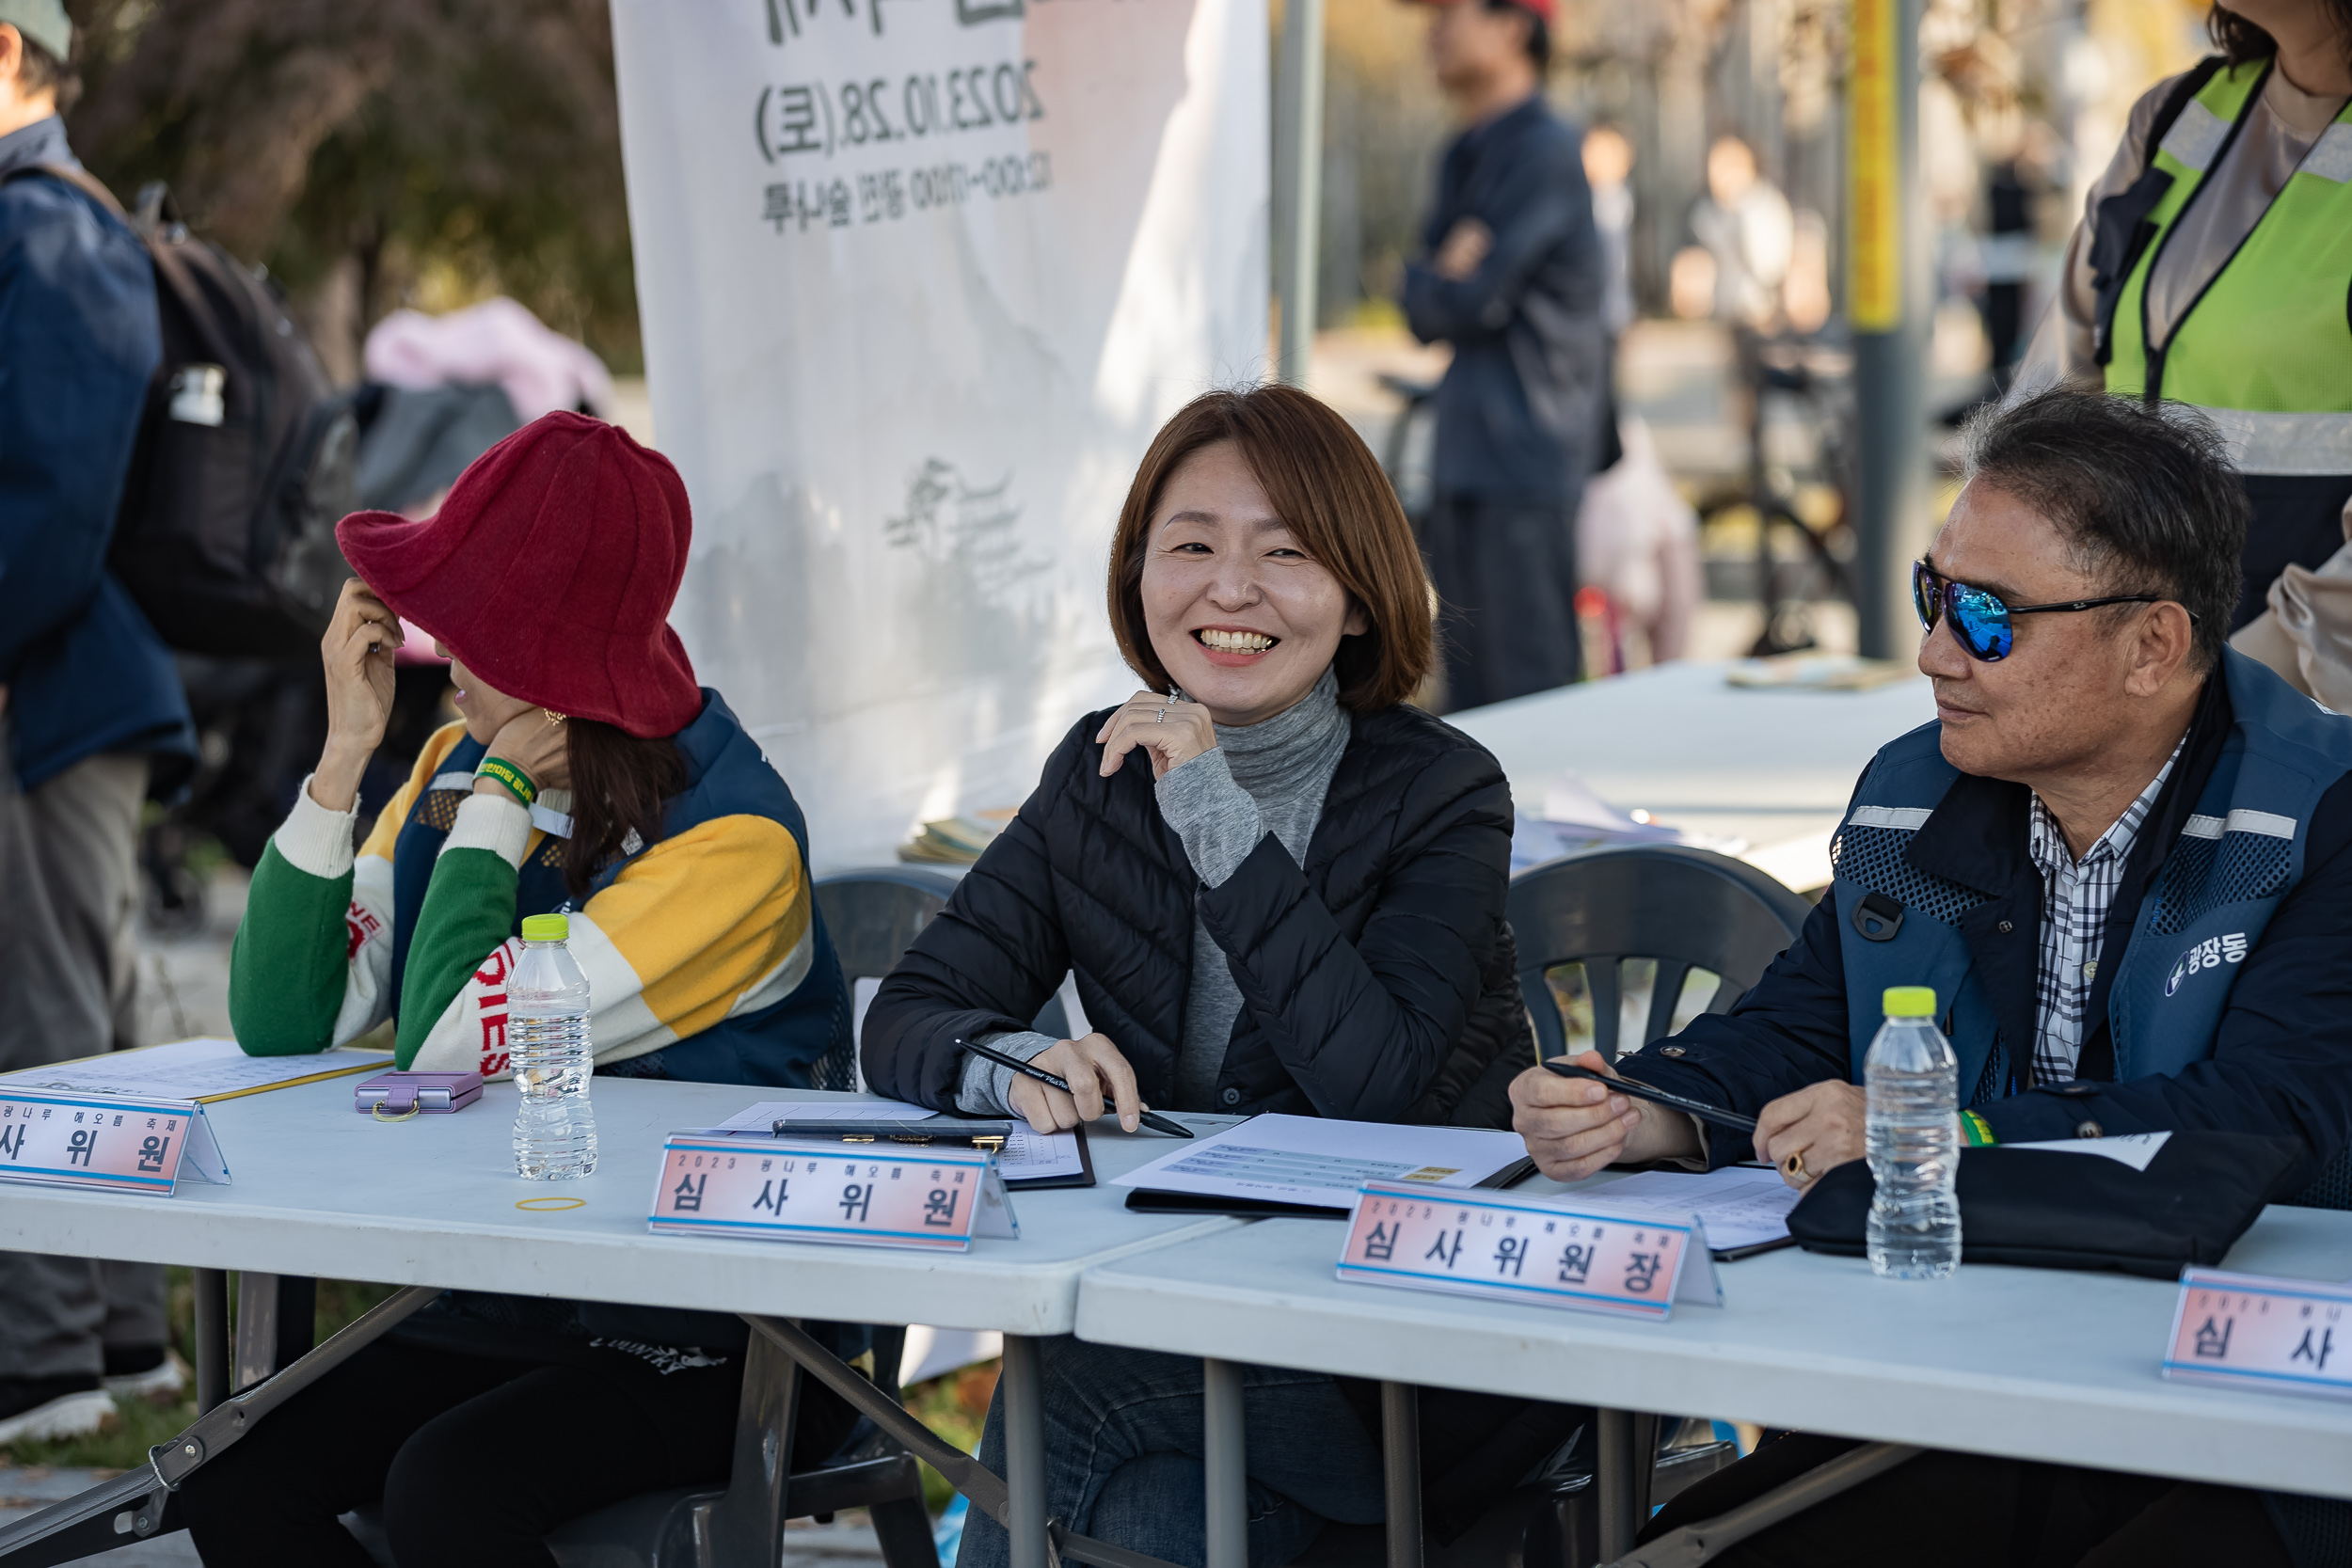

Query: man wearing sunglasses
<box><xmin>1507</xmin><ymin>387</ymin><xmax>2352</xmax><ymax>1565</ymax></box>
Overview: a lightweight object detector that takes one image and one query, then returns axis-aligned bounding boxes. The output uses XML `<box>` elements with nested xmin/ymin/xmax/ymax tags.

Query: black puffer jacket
<box><xmin>865</xmin><ymin>701</ymin><xmax>1530</xmax><ymax>1125</ymax></box>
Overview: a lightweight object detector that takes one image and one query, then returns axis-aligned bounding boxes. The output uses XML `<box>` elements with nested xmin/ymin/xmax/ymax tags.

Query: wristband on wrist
<box><xmin>1960</xmin><ymin>1109</ymin><xmax>1998</xmax><ymax>1148</ymax></box>
<box><xmin>474</xmin><ymin>757</ymin><xmax>538</xmax><ymax>808</ymax></box>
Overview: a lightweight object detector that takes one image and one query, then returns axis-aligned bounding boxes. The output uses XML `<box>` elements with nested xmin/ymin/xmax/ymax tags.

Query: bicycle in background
<box><xmin>1692</xmin><ymin>328</ymin><xmax>1858</xmax><ymax>657</ymax></box>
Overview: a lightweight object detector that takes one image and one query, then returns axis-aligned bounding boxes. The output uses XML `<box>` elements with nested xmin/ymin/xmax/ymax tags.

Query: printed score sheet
<box><xmin>1591</xmin><ymin>1165</ymin><xmax>1803</xmax><ymax>1254</ymax></box>
<box><xmin>1113</xmin><ymin>1114</ymin><xmax>1532</xmax><ymax>1208</ymax></box>
<box><xmin>0</xmin><ymin>1037</ymin><xmax>389</xmax><ymax>1104</ymax></box>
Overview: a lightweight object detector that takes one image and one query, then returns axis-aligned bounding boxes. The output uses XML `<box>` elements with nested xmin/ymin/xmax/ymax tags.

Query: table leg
<box><xmin>192</xmin><ymin>1268</ymin><xmax>229</xmax><ymax>1413</ymax></box>
<box><xmin>1201</xmin><ymin>1358</ymin><xmax>1248</xmax><ymax>1568</ymax></box>
<box><xmin>1597</xmin><ymin>1407</ymin><xmax>1636</xmax><ymax>1561</ymax></box>
<box><xmin>1003</xmin><ymin>1334</ymin><xmax>1047</xmax><ymax>1568</ymax></box>
<box><xmin>1379</xmin><ymin>1382</ymin><xmax>1422</xmax><ymax>1568</ymax></box>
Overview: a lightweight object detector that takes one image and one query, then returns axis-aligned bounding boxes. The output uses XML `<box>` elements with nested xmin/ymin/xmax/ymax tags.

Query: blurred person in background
<box><xmin>1582</xmin><ymin>123</ymin><xmax>1635</xmax><ymax>346</ymax></box>
<box><xmin>1401</xmin><ymin>0</ymin><xmax>1605</xmax><ymax>711</ymax></box>
<box><xmin>1571</xmin><ymin>124</ymin><xmax>1702</xmax><ymax>667</ymax></box>
<box><xmin>2025</xmin><ymin>0</ymin><xmax>2352</xmax><ymax>649</ymax></box>
<box><xmin>0</xmin><ymin>0</ymin><xmax>196</xmax><ymax>1444</ymax></box>
<box><xmin>1581</xmin><ymin>120</ymin><xmax>1632</xmax><ymax>478</ymax></box>
<box><xmin>1690</xmin><ymin>135</ymin><xmax>1794</xmax><ymax>331</ymax></box>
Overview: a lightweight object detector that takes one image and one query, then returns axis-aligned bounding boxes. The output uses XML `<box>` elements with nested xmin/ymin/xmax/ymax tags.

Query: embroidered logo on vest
<box><xmin>2166</xmin><ymin>932</ymin><xmax>2249</xmax><ymax>996</ymax></box>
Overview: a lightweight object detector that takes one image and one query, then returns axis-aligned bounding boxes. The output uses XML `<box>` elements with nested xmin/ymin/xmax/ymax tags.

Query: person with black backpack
<box><xmin>0</xmin><ymin>0</ymin><xmax>197</xmax><ymax>1445</ymax></box>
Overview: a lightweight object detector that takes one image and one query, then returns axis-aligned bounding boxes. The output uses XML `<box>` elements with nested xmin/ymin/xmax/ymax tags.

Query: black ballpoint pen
<box><xmin>956</xmin><ymin>1037</ymin><xmax>1196</xmax><ymax>1138</ymax></box>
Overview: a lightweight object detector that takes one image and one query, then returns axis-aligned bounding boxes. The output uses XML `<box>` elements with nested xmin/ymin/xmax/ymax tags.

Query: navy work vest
<box><xmin>384</xmin><ymin>689</ymin><xmax>850</xmax><ymax>1087</ymax></box>
<box><xmin>1828</xmin><ymin>652</ymin><xmax>2352</xmax><ymax>1101</ymax></box>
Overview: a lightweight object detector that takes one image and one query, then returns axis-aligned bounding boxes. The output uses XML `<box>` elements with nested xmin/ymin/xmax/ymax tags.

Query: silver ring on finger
<box><xmin>1154</xmin><ymin>706</ymin><xmax>1167</xmax><ymax>722</ymax></box>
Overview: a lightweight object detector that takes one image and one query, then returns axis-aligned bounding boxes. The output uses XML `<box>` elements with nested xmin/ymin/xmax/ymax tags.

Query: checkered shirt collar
<box><xmin>2023</xmin><ymin>736</ymin><xmax>2186</xmax><ymax>1086</ymax></box>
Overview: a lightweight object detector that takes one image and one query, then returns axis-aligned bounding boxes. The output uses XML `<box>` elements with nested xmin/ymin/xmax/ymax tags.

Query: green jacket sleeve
<box><xmin>228</xmin><ymin>844</ymin><xmax>356</xmax><ymax>1056</ymax></box>
<box><xmin>393</xmin><ymin>846</ymin><xmax>520</xmax><ymax>1069</ymax></box>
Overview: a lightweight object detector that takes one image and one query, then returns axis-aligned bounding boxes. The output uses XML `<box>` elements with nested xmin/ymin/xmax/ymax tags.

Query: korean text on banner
<box><xmin>611</xmin><ymin>0</ymin><xmax>1271</xmax><ymax>864</ymax></box>
<box><xmin>1337</xmin><ymin>1182</ymin><xmax>1724</xmax><ymax>1321</ymax></box>
<box><xmin>0</xmin><ymin>1091</ymin><xmax>231</xmax><ymax>1196</ymax></box>
<box><xmin>647</xmin><ymin>1136</ymin><xmax>1018</xmax><ymax>1250</ymax></box>
<box><xmin>2164</xmin><ymin>1268</ymin><xmax>2352</xmax><ymax>1401</ymax></box>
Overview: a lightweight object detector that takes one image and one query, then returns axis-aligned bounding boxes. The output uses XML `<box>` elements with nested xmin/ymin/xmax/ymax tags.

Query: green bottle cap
<box><xmin>1883</xmin><ymin>986</ymin><xmax>1936</xmax><ymax>1018</ymax></box>
<box><xmin>520</xmin><ymin>913</ymin><xmax>569</xmax><ymax>942</ymax></box>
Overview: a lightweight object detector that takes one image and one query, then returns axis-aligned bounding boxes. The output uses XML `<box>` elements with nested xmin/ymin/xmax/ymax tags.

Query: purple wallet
<box><xmin>356</xmin><ymin>1070</ymin><xmax>484</xmax><ymax>1117</ymax></box>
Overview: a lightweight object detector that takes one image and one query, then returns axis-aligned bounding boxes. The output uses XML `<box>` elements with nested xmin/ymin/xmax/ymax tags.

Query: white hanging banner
<box><xmin>611</xmin><ymin>0</ymin><xmax>1270</xmax><ymax>864</ymax></box>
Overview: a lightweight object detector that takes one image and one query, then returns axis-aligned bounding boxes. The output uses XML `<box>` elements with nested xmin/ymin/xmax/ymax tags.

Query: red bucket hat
<box><xmin>336</xmin><ymin>411</ymin><xmax>703</xmax><ymax>738</ymax></box>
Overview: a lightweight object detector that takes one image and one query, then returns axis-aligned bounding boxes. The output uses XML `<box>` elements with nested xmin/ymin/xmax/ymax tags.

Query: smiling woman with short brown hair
<box><xmin>863</xmin><ymin>382</ymin><xmax>1576</xmax><ymax>1568</ymax></box>
<box><xmin>1104</xmin><ymin>383</ymin><xmax>1436</xmax><ymax>713</ymax></box>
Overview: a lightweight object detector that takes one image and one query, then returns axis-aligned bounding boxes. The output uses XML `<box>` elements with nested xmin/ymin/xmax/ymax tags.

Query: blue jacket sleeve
<box><xmin>1402</xmin><ymin>129</ymin><xmax>1593</xmax><ymax>347</ymax></box>
<box><xmin>1619</xmin><ymin>891</ymin><xmax>1855</xmax><ymax>1169</ymax></box>
<box><xmin>0</xmin><ymin>178</ymin><xmax>160</xmax><ymax>679</ymax></box>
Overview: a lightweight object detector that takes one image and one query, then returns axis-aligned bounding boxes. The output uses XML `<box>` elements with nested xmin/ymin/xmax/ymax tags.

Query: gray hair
<box><xmin>1956</xmin><ymin>389</ymin><xmax>2247</xmax><ymax>670</ymax></box>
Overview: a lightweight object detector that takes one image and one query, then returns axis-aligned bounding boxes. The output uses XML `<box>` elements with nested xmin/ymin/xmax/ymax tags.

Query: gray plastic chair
<box><xmin>1506</xmin><ymin>843</ymin><xmax>1814</xmax><ymax>1065</ymax></box>
<box><xmin>1502</xmin><ymin>845</ymin><xmax>1806</xmax><ymax>1565</ymax></box>
<box><xmin>813</xmin><ymin>865</ymin><xmax>1070</xmax><ymax>1090</ymax></box>
<box><xmin>810</xmin><ymin>866</ymin><xmax>962</xmax><ymax>1091</ymax></box>
<box><xmin>537</xmin><ymin>1323</ymin><xmax>936</xmax><ymax>1568</ymax></box>
<box><xmin>336</xmin><ymin>1325</ymin><xmax>938</xmax><ymax>1568</ymax></box>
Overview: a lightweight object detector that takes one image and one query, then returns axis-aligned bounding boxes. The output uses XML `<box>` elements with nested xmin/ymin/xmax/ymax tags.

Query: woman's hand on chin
<box><xmin>1007</xmin><ymin>1033</ymin><xmax>1148</xmax><ymax>1133</ymax></box>
<box><xmin>482</xmin><ymin>705</ymin><xmax>574</xmax><ymax>796</ymax></box>
<box><xmin>1096</xmin><ymin>691</ymin><xmax>1216</xmax><ymax>782</ymax></box>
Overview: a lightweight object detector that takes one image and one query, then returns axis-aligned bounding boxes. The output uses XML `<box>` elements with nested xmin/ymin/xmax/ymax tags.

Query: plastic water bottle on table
<box><xmin>1865</xmin><ymin>985</ymin><xmax>1961</xmax><ymax>1279</ymax></box>
<box><xmin>511</xmin><ymin>911</ymin><xmax>597</xmax><ymax>1180</ymax></box>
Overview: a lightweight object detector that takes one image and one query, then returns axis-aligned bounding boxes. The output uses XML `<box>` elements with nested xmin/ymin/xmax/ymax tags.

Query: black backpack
<box><xmin>5</xmin><ymin>165</ymin><xmax>358</xmax><ymax>658</ymax></box>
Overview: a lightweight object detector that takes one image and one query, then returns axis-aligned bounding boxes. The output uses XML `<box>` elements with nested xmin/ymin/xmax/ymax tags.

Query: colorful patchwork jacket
<box><xmin>229</xmin><ymin>689</ymin><xmax>850</xmax><ymax>1086</ymax></box>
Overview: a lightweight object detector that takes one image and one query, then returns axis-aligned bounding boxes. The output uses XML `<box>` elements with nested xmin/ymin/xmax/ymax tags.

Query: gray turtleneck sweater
<box><xmin>955</xmin><ymin>669</ymin><xmax>1352</xmax><ymax>1116</ymax></box>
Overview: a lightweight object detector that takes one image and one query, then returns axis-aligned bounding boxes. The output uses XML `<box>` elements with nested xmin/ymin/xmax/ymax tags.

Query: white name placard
<box><xmin>1338</xmin><ymin>1182</ymin><xmax>1722</xmax><ymax>1321</ymax></box>
<box><xmin>0</xmin><ymin>1091</ymin><xmax>230</xmax><ymax>1196</ymax></box>
<box><xmin>2164</xmin><ymin>1267</ymin><xmax>2352</xmax><ymax>1400</ymax></box>
<box><xmin>647</xmin><ymin>1136</ymin><xmax>1017</xmax><ymax>1251</ymax></box>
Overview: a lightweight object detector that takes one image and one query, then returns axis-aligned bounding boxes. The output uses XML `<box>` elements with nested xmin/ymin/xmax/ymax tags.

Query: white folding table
<box><xmin>0</xmin><ymin>1074</ymin><xmax>1232</xmax><ymax>1568</ymax></box>
<box><xmin>1445</xmin><ymin>659</ymin><xmax>1936</xmax><ymax>891</ymax></box>
<box><xmin>1075</xmin><ymin>1182</ymin><xmax>2352</xmax><ymax>1563</ymax></box>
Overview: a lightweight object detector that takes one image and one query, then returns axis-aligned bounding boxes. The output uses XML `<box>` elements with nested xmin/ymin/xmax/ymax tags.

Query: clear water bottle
<box><xmin>1865</xmin><ymin>985</ymin><xmax>1961</xmax><ymax>1279</ymax></box>
<box><xmin>511</xmin><ymin>912</ymin><xmax>597</xmax><ymax>1180</ymax></box>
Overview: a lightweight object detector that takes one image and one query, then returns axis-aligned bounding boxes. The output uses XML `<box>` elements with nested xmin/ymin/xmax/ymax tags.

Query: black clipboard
<box><xmin>1002</xmin><ymin>1121</ymin><xmax>1096</xmax><ymax>1191</ymax></box>
<box><xmin>1122</xmin><ymin>1153</ymin><xmax>1538</xmax><ymax>1220</ymax></box>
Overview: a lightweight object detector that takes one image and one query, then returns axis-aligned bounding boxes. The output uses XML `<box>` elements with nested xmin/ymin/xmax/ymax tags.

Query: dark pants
<box><xmin>0</xmin><ymin>744</ymin><xmax>165</xmax><ymax>1377</ymax></box>
<box><xmin>1421</xmin><ymin>492</ymin><xmax>1581</xmax><ymax>712</ymax></box>
<box><xmin>1638</xmin><ymin>1433</ymin><xmax>2294</xmax><ymax>1568</ymax></box>
<box><xmin>956</xmin><ymin>1339</ymin><xmax>1390</xmax><ymax>1568</ymax></box>
<box><xmin>179</xmin><ymin>1337</ymin><xmax>855</xmax><ymax>1568</ymax></box>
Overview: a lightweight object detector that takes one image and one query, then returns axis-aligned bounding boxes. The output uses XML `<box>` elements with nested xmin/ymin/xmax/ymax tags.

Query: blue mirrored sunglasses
<box><xmin>1911</xmin><ymin>561</ymin><xmax>2185</xmax><ymax>662</ymax></box>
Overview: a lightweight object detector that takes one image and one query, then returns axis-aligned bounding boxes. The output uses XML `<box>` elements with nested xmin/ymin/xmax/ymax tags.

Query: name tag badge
<box><xmin>646</xmin><ymin>1136</ymin><xmax>1019</xmax><ymax>1251</ymax></box>
<box><xmin>0</xmin><ymin>1091</ymin><xmax>231</xmax><ymax>1196</ymax></box>
<box><xmin>1337</xmin><ymin>1181</ymin><xmax>1723</xmax><ymax>1321</ymax></box>
<box><xmin>2164</xmin><ymin>1267</ymin><xmax>2352</xmax><ymax>1400</ymax></box>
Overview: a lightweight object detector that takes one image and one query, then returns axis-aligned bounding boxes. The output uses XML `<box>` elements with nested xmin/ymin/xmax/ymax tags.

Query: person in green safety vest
<box><xmin>2022</xmin><ymin>2</ymin><xmax>2352</xmax><ymax>657</ymax></box>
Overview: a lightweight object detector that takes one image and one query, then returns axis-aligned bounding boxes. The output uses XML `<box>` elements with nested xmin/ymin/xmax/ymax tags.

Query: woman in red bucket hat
<box><xmin>180</xmin><ymin>411</ymin><xmax>868</xmax><ymax>1562</ymax></box>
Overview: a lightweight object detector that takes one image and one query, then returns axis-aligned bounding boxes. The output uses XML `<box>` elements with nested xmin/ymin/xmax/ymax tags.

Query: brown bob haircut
<box><xmin>1106</xmin><ymin>384</ymin><xmax>1434</xmax><ymax>713</ymax></box>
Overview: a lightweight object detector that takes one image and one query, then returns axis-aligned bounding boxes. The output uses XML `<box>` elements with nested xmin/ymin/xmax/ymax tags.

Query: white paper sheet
<box><xmin>1592</xmin><ymin>1165</ymin><xmax>1803</xmax><ymax>1253</ymax></box>
<box><xmin>2007</xmin><ymin>1130</ymin><xmax>2171</xmax><ymax>1171</ymax></box>
<box><xmin>1113</xmin><ymin>1114</ymin><xmax>1530</xmax><ymax>1208</ymax></box>
<box><xmin>993</xmin><ymin>1127</ymin><xmax>1087</xmax><ymax>1184</ymax></box>
<box><xmin>0</xmin><ymin>1037</ymin><xmax>388</xmax><ymax>1104</ymax></box>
